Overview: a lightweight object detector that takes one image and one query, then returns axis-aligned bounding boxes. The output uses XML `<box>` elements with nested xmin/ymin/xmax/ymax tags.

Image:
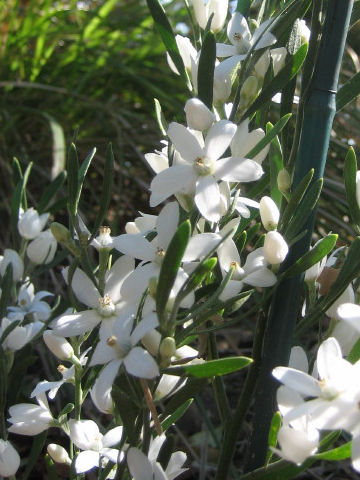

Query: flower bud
<box><xmin>271</xmin><ymin>47</ymin><xmax>287</xmax><ymax>76</ymax></box>
<box><xmin>27</xmin><ymin>230</ymin><xmax>57</xmax><ymax>264</ymax></box>
<box><xmin>263</xmin><ymin>231</ymin><xmax>289</xmax><ymax>265</ymax></box>
<box><xmin>43</xmin><ymin>330</ymin><xmax>74</xmax><ymax>360</ymax></box>
<box><xmin>326</xmin><ymin>284</ymin><xmax>355</xmax><ymax>320</ymax></box>
<box><xmin>92</xmin><ymin>226</ymin><xmax>113</xmax><ymax>251</ymax></box>
<box><xmin>159</xmin><ymin>337</ymin><xmax>177</xmax><ymax>360</ymax></box>
<box><xmin>193</xmin><ymin>0</ymin><xmax>228</xmax><ymax>32</ymax></box>
<box><xmin>213</xmin><ymin>71</ymin><xmax>232</xmax><ymax>105</ymax></box>
<box><xmin>356</xmin><ymin>171</ymin><xmax>360</xmax><ymax>209</ymax></box>
<box><xmin>0</xmin><ymin>440</ymin><xmax>20</xmax><ymax>477</ymax></box>
<box><xmin>298</xmin><ymin>19</ymin><xmax>310</xmax><ymax>44</ymax></box>
<box><xmin>259</xmin><ymin>196</ymin><xmax>280</xmax><ymax>231</ymax></box>
<box><xmin>148</xmin><ymin>277</ymin><xmax>158</xmax><ymax>299</ymax></box>
<box><xmin>18</xmin><ymin>208</ymin><xmax>49</xmax><ymax>240</ymax></box>
<box><xmin>277</xmin><ymin>169</ymin><xmax>291</xmax><ymax>194</ymax></box>
<box><xmin>142</xmin><ymin>329</ymin><xmax>161</xmax><ymax>356</ymax></box>
<box><xmin>0</xmin><ymin>249</ymin><xmax>24</xmax><ymax>281</ymax></box>
<box><xmin>240</xmin><ymin>76</ymin><xmax>258</xmax><ymax>109</ymax></box>
<box><xmin>185</xmin><ymin>98</ymin><xmax>215</xmax><ymax>131</ymax></box>
<box><xmin>47</xmin><ymin>444</ymin><xmax>71</xmax><ymax>465</ymax></box>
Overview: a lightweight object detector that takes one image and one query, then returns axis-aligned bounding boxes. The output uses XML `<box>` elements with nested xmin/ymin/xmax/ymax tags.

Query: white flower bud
<box><xmin>0</xmin><ymin>249</ymin><xmax>24</xmax><ymax>281</ymax></box>
<box><xmin>0</xmin><ymin>440</ymin><xmax>20</xmax><ymax>477</ymax></box>
<box><xmin>278</xmin><ymin>169</ymin><xmax>291</xmax><ymax>194</ymax></box>
<box><xmin>259</xmin><ymin>196</ymin><xmax>280</xmax><ymax>231</ymax></box>
<box><xmin>254</xmin><ymin>51</ymin><xmax>270</xmax><ymax>81</ymax></box>
<box><xmin>271</xmin><ymin>47</ymin><xmax>287</xmax><ymax>76</ymax></box>
<box><xmin>27</xmin><ymin>230</ymin><xmax>57</xmax><ymax>265</ymax></box>
<box><xmin>47</xmin><ymin>444</ymin><xmax>71</xmax><ymax>465</ymax></box>
<box><xmin>43</xmin><ymin>330</ymin><xmax>74</xmax><ymax>360</ymax></box>
<box><xmin>298</xmin><ymin>19</ymin><xmax>310</xmax><ymax>44</ymax></box>
<box><xmin>241</xmin><ymin>76</ymin><xmax>258</xmax><ymax>101</ymax></box>
<box><xmin>264</xmin><ymin>231</ymin><xmax>289</xmax><ymax>265</ymax></box>
<box><xmin>142</xmin><ymin>329</ymin><xmax>161</xmax><ymax>356</ymax></box>
<box><xmin>184</xmin><ymin>98</ymin><xmax>215</xmax><ymax>131</ymax></box>
<box><xmin>326</xmin><ymin>284</ymin><xmax>355</xmax><ymax>320</ymax></box>
<box><xmin>213</xmin><ymin>71</ymin><xmax>232</xmax><ymax>105</ymax></box>
<box><xmin>193</xmin><ymin>0</ymin><xmax>228</xmax><ymax>32</ymax></box>
<box><xmin>18</xmin><ymin>208</ymin><xmax>49</xmax><ymax>240</ymax></box>
<box><xmin>159</xmin><ymin>337</ymin><xmax>177</xmax><ymax>360</ymax></box>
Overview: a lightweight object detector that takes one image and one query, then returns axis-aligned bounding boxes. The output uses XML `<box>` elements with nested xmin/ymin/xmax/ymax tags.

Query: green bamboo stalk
<box><xmin>245</xmin><ymin>0</ymin><xmax>354</xmax><ymax>471</ymax></box>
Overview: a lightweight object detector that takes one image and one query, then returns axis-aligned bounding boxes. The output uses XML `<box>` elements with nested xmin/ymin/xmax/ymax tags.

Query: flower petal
<box><xmin>150</xmin><ymin>165</ymin><xmax>196</xmax><ymax>207</ymax></box>
<box><xmin>52</xmin><ymin>310</ymin><xmax>101</xmax><ymax>337</ymax></box>
<box><xmin>195</xmin><ymin>176</ymin><xmax>221</xmax><ymax>222</ymax></box>
<box><xmin>215</xmin><ymin>157</ymin><xmax>263</xmax><ymax>182</ymax></box>
<box><xmin>272</xmin><ymin>367</ymin><xmax>321</xmax><ymax>397</ymax></box>
<box><xmin>167</xmin><ymin>122</ymin><xmax>203</xmax><ymax>161</ymax></box>
<box><xmin>131</xmin><ymin>313</ymin><xmax>159</xmax><ymax>346</ymax></box>
<box><xmin>204</xmin><ymin>120</ymin><xmax>237</xmax><ymax>160</ymax></box>
<box><xmin>124</xmin><ymin>347</ymin><xmax>159</xmax><ymax>379</ymax></box>
<box><xmin>102</xmin><ymin>426</ymin><xmax>123</xmax><ymax>448</ymax></box>
<box><xmin>216</xmin><ymin>43</ymin><xmax>238</xmax><ymax>57</ymax></box>
<box><xmin>156</xmin><ymin>202</ymin><xmax>179</xmax><ymax>249</ymax></box>
<box><xmin>74</xmin><ymin>450</ymin><xmax>100</xmax><ymax>474</ymax></box>
<box><xmin>113</xmin><ymin>234</ymin><xmax>155</xmax><ymax>261</ymax></box>
<box><xmin>127</xmin><ymin>447</ymin><xmax>153</xmax><ymax>480</ymax></box>
<box><xmin>183</xmin><ymin>233</ymin><xmax>221</xmax><ymax>262</ymax></box>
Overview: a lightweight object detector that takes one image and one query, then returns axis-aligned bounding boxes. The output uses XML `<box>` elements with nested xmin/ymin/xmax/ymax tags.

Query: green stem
<box><xmin>98</xmin><ymin>248</ymin><xmax>109</xmax><ymax>296</ymax></box>
<box><xmin>208</xmin><ymin>331</ymin><xmax>230</xmax><ymax>423</ymax></box>
<box><xmin>215</xmin><ymin>311</ymin><xmax>267</xmax><ymax>480</ymax></box>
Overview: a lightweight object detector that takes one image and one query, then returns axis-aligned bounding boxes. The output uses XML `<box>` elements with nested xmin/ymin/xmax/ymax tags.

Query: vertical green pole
<box><xmin>245</xmin><ymin>0</ymin><xmax>354</xmax><ymax>471</ymax></box>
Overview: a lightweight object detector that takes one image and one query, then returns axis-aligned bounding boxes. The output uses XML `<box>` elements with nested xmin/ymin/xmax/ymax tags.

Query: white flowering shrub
<box><xmin>1</xmin><ymin>1</ymin><xmax>360</xmax><ymax>479</ymax></box>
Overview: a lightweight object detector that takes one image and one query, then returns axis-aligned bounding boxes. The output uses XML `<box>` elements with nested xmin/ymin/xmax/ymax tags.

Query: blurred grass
<box><xmin>0</xmin><ymin>0</ymin><xmax>188</xmax><ymax>248</ymax></box>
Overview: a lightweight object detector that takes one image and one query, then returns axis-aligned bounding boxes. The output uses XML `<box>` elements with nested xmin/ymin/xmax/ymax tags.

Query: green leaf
<box><xmin>42</xmin><ymin>113</ymin><xmax>66</xmax><ymax>179</ymax></box>
<box><xmin>146</xmin><ymin>0</ymin><xmax>186</xmax><ymax>80</ymax></box>
<box><xmin>242</xmin><ymin>44</ymin><xmax>308</xmax><ymax>119</ymax></box>
<box><xmin>350</xmin><ymin>1</ymin><xmax>360</xmax><ymax>28</ymax></box>
<box><xmin>91</xmin><ymin>143</ymin><xmax>114</xmax><ymax>237</ymax></box>
<box><xmin>11</xmin><ymin>161</ymin><xmax>32</xmax><ymax>246</ymax></box>
<box><xmin>281</xmin><ymin>234</ymin><xmax>338</xmax><ymax>279</ymax></box>
<box><xmin>344</xmin><ymin>147</ymin><xmax>360</xmax><ymax>228</ymax></box>
<box><xmin>166</xmin><ymin>356</ymin><xmax>252</xmax><ymax>378</ymax></box>
<box><xmin>161</xmin><ymin>398</ymin><xmax>193</xmax><ymax>431</ymax></box>
<box><xmin>348</xmin><ymin>337</ymin><xmax>360</xmax><ymax>364</ymax></box>
<box><xmin>236</xmin><ymin>0</ymin><xmax>250</xmax><ymax>15</ymax></box>
<box><xmin>0</xmin><ymin>265</ymin><xmax>13</xmax><ymax>318</ymax></box>
<box><xmin>176</xmin><ymin>257</ymin><xmax>217</xmax><ymax>301</ymax></box>
<box><xmin>76</xmin><ymin>147</ymin><xmax>96</xmax><ymax>209</ymax></box>
<box><xmin>337</xmin><ymin>70</ymin><xmax>360</xmax><ymax>110</ymax></box>
<box><xmin>112</xmin><ymin>384</ymin><xmax>139</xmax><ymax>444</ymax></box>
<box><xmin>21</xmin><ymin>431</ymin><xmax>48</xmax><ymax>480</ymax></box>
<box><xmin>266</xmin><ymin>411</ymin><xmax>282</xmax><ymax>465</ymax></box>
<box><xmin>156</xmin><ymin>220</ymin><xmax>191</xmax><ymax>328</ymax></box>
<box><xmin>197</xmin><ymin>31</ymin><xmax>216</xmax><ymax>109</ymax></box>
<box><xmin>38</xmin><ymin>171</ymin><xmax>67</xmax><ymax>213</ymax></box>
<box><xmin>279</xmin><ymin>169</ymin><xmax>314</xmax><ymax>231</ymax></box>
<box><xmin>284</xmin><ymin>178</ymin><xmax>323</xmax><ymax>241</ymax></box>
<box><xmin>67</xmin><ymin>143</ymin><xmax>79</xmax><ymax>217</ymax></box>
<box><xmin>315</xmin><ymin>442</ymin><xmax>351</xmax><ymax>461</ymax></box>
<box><xmin>245</xmin><ymin>114</ymin><xmax>291</xmax><ymax>161</ymax></box>
<box><xmin>154</xmin><ymin>98</ymin><xmax>168</xmax><ymax>136</ymax></box>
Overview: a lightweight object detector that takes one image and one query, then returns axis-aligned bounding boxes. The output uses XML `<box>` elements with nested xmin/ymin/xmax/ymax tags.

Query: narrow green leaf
<box><xmin>177</xmin><ymin>257</ymin><xmax>217</xmax><ymax>300</ymax></box>
<box><xmin>21</xmin><ymin>431</ymin><xmax>48</xmax><ymax>480</ymax></box>
<box><xmin>279</xmin><ymin>169</ymin><xmax>314</xmax><ymax>230</ymax></box>
<box><xmin>166</xmin><ymin>356</ymin><xmax>253</xmax><ymax>378</ymax></box>
<box><xmin>161</xmin><ymin>399</ymin><xmax>193</xmax><ymax>431</ymax></box>
<box><xmin>146</xmin><ymin>0</ymin><xmax>186</xmax><ymax>80</ymax></box>
<box><xmin>82</xmin><ymin>0</ymin><xmax>118</xmax><ymax>39</ymax></box>
<box><xmin>337</xmin><ymin>70</ymin><xmax>360</xmax><ymax>110</ymax></box>
<box><xmin>42</xmin><ymin>113</ymin><xmax>66</xmax><ymax>179</ymax></box>
<box><xmin>284</xmin><ymin>178</ymin><xmax>323</xmax><ymax>241</ymax></box>
<box><xmin>315</xmin><ymin>442</ymin><xmax>351</xmax><ymax>461</ymax></box>
<box><xmin>154</xmin><ymin>98</ymin><xmax>168</xmax><ymax>136</ymax></box>
<box><xmin>242</xmin><ymin>44</ymin><xmax>308</xmax><ymax>119</ymax></box>
<box><xmin>38</xmin><ymin>171</ymin><xmax>67</xmax><ymax>213</ymax></box>
<box><xmin>112</xmin><ymin>384</ymin><xmax>138</xmax><ymax>444</ymax></box>
<box><xmin>344</xmin><ymin>147</ymin><xmax>360</xmax><ymax>228</ymax></box>
<box><xmin>11</xmin><ymin>161</ymin><xmax>32</xmax><ymax>245</ymax></box>
<box><xmin>197</xmin><ymin>31</ymin><xmax>216</xmax><ymax>109</ymax></box>
<box><xmin>266</xmin><ymin>411</ymin><xmax>282</xmax><ymax>465</ymax></box>
<box><xmin>245</xmin><ymin>114</ymin><xmax>291</xmax><ymax>161</ymax></box>
<box><xmin>281</xmin><ymin>234</ymin><xmax>338</xmax><ymax>279</ymax></box>
<box><xmin>67</xmin><ymin>143</ymin><xmax>79</xmax><ymax>216</ymax></box>
<box><xmin>348</xmin><ymin>337</ymin><xmax>360</xmax><ymax>364</ymax></box>
<box><xmin>92</xmin><ymin>143</ymin><xmax>114</xmax><ymax>237</ymax></box>
<box><xmin>76</xmin><ymin>147</ymin><xmax>96</xmax><ymax>209</ymax></box>
<box><xmin>0</xmin><ymin>264</ymin><xmax>13</xmax><ymax>318</ymax></box>
<box><xmin>159</xmin><ymin>378</ymin><xmax>207</xmax><ymax>419</ymax></box>
<box><xmin>156</xmin><ymin>220</ymin><xmax>191</xmax><ymax>327</ymax></box>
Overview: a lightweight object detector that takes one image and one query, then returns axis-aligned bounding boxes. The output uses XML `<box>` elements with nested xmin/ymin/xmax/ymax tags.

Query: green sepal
<box><xmin>344</xmin><ymin>147</ymin><xmax>360</xmax><ymax>229</ymax></box>
<box><xmin>265</xmin><ymin>411</ymin><xmax>282</xmax><ymax>465</ymax></box>
<box><xmin>242</xmin><ymin>44</ymin><xmax>308</xmax><ymax>120</ymax></box>
<box><xmin>156</xmin><ymin>220</ymin><xmax>191</xmax><ymax>329</ymax></box>
<box><xmin>165</xmin><ymin>356</ymin><xmax>253</xmax><ymax>378</ymax></box>
<box><xmin>197</xmin><ymin>30</ymin><xmax>216</xmax><ymax>109</ymax></box>
<box><xmin>281</xmin><ymin>234</ymin><xmax>338</xmax><ymax>279</ymax></box>
<box><xmin>314</xmin><ymin>442</ymin><xmax>351</xmax><ymax>461</ymax></box>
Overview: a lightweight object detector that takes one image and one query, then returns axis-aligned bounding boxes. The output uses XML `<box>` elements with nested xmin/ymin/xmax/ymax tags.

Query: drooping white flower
<box><xmin>89</xmin><ymin>313</ymin><xmax>159</xmax><ymax>380</ymax></box>
<box><xmin>68</xmin><ymin>419</ymin><xmax>123</xmax><ymax>474</ymax></box>
<box><xmin>0</xmin><ymin>439</ymin><xmax>21</xmax><ymax>477</ymax></box>
<box><xmin>0</xmin><ymin>249</ymin><xmax>24</xmax><ymax>282</ymax></box>
<box><xmin>52</xmin><ymin>255</ymin><xmax>135</xmax><ymax>338</ymax></box>
<box><xmin>47</xmin><ymin>444</ymin><xmax>71</xmax><ymax>465</ymax></box>
<box><xmin>150</xmin><ymin>121</ymin><xmax>263</xmax><ymax>222</ymax></box>
<box><xmin>26</xmin><ymin>229</ymin><xmax>57</xmax><ymax>265</ymax></box>
<box><xmin>263</xmin><ymin>231</ymin><xmax>288</xmax><ymax>265</ymax></box>
<box><xmin>8</xmin><ymin>392</ymin><xmax>54</xmax><ymax>435</ymax></box>
<box><xmin>216</xmin><ymin>13</ymin><xmax>276</xmax><ymax>77</ymax></box>
<box><xmin>91</xmin><ymin>226</ymin><xmax>114</xmax><ymax>251</ymax></box>
<box><xmin>192</xmin><ymin>0</ymin><xmax>228</xmax><ymax>32</ymax></box>
<box><xmin>18</xmin><ymin>207</ymin><xmax>49</xmax><ymax>240</ymax></box>
<box><xmin>0</xmin><ymin>317</ymin><xmax>42</xmax><ymax>352</ymax></box>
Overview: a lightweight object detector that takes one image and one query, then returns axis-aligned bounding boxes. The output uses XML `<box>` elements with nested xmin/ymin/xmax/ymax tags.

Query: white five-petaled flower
<box><xmin>150</xmin><ymin>121</ymin><xmax>263</xmax><ymax>222</ymax></box>
<box><xmin>216</xmin><ymin>12</ymin><xmax>277</xmax><ymax>77</ymax></box>
<box><xmin>8</xmin><ymin>282</ymin><xmax>52</xmax><ymax>322</ymax></box>
<box><xmin>8</xmin><ymin>392</ymin><xmax>54</xmax><ymax>435</ymax></box>
<box><xmin>68</xmin><ymin>419</ymin><xmax>123</xmax><ymax>474</ymax></box>
<box><xmin>18</xmin><ymin>207</ymin><xmax>49</xmax><ymax>240</ymax></box>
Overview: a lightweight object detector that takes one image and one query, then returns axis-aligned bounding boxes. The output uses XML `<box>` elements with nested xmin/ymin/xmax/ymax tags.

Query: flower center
<box><xmin>97</xmin><ymin>294</ymin><xmax>116</xmax><ymax>317</ymax></box>
<box><xmin>230</xmin><ymin>261</ymin><xmax>245</xmax><ymax>280</ymax></box>
<box><xmin>106</xmin><ymin>335</ymin><xmax>132</xmax><ymax>358</ymax></box>
<box><xmin>318</xmin><ymin>379</ymin><xmax>339</xmax><ymax>401</ymax></box>
<box><xmin>194</xmin><ymin>156</ymin><xmax>214</xmax><ymax>176</ymax></box>
<box><xmin>233</xmin><ymin>32</ymin><xmax>251</xmax><ymax>54</ymax></box>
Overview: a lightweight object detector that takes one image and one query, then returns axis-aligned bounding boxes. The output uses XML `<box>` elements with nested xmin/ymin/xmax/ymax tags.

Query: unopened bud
<box><xmin>277</xmin><ymin>169</ymin><xmax>291</xmax><ymax>194</ymax></box>
<box><xmin>259</xmin><ymin>196</ymin><xmax>280</xmax><ymax>231</ymax></box>
<box><xmin>50</xmin><ymin>222</ymin><xmax>80</xmax><ymax>257</ymax></box>
<box><xmin>263</xmin><ymin>231</ymin><xmax>289</xmax><ymax>265</ymax></box>
<box><xmin>18</xmin><ymin>208</ymin><xmax>49</xmax><ymax>240</ymax></box>
<box><xmin>27</xmin><ymin>230</ymin><xmax>57</xmax><ymax>265</ymax></box>
<box><xmin>159</xmin><ymin>337</ymin><xmax>176</xmax><ymax>359</ymax></box>
<box><xmin>142</xmin><ymin>329</ymin><xmax>161</xmax><ymax>356</ymax></box>
<box><xmin>185</xmin><ymin>98</ymin><xmax>215</xmax><ymax>131</ymax></box>
<box><xmin>47</xmin><ymin>444</ymin><xmax>71</xmax><ymax>465</ymax></box>
<box><xmin>148</xmin><ymin>277</ymin><xmax>158</xmax><ymax>299</ymax></box>
<box><xmin>43</xmin><ymin>330</ymin><xmax>74</xmax><ymax>360</ymax></box>
<box><xmin>0</xmin><ymin>249</ymin><xmax>24</xmax><ymax>282</ymax></box>
<box><xmin>240</xmin><ymin>76</ymin><xmax>258</xmax><ymax>109</ymax></box>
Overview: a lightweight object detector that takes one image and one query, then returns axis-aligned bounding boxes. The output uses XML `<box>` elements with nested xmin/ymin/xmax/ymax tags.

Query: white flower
<box><xmin>8</xmin><ymin>282</ymin><xmax>52</xmax><ymax>321</ymax></box>
<box><xmin>184</xmin><ymin>98</ymin><xmax>215</xmax><ymax>131</ymax></box>
<box><xmin>192</xmin><ymin>0</ymin><xmax>228</xmax><ymax>32</ymax></box>
<box><xmin>27</xmin><ymin>230</ymin><xmax>57</xmax><ymax>265</ymax></box>
<box><xmin>0</xmin><ymin>439</ymin><xmax>21</xmax><ymax>477</ymax></box>
<box><xmin>326</xmin><ymin>284</ymin><xmax>355</xmax><ymax>319</ymax></box>
<box><xmin>263</xmin><ymin>231</ymin><xmax>288</xmax><ymax>265</ymax></box>
<box><xmin>216</xmin><ymin>13</ymin><xmax>276</xmax><ymax>77</ymax></box>
<box><xmin>150</xmin><ymin>120</ymin><xmax>263</xmax><ymax>222</ymax></box>
<box><xmin>259</xmin><ymin>196</ymin><xmax>280</xmax><ymax>231</ymax></box>
<box><xmin>167</xmin><ymin>35</ymin><xmax>197</xmax><ymax>75</ymax></box>
<box><xmin>18</xmin><ymin>207</ymin><xmax>49</xmax><ymax>240</ymax></box>
<box><xmin>127</xmin><ymin>436</ymin><xmax>187</xmax><ymax>480</ymax></box>
<box><xmin>68</xmin><ymin>419</ymin><xmax>123</xmax><ymax>474</ymax></box>
<box><xmin>89</xmin><ymin>313</ymin><xmax>159</xmax><ymax>380</ymax></box>
<box><xmin>0</xmin><ymin>249</ymin><xmax>24</xmax><ymax>282</ymax></box>
<box><xmin>91</xmin><ymin>226</ymin><xmax>114</xmax><ymax>251</ymax></box>
<box><xmin>43</xmin><ymin>330</ymin><xmax>74</xmax><ymax>360</ymax></box>
<box><xmin>52</xmin><ymin>255</ymin><xmax>135</xmax><ymax>338</ymax></box>
<box><xmin>8</xmin><ymin>392</ymin><xmax>54</xmax><ymax>435</ymax></box>
<box><xmin>0</xmin><ymin>317</ymin><xmax>42</xmax><ymax>352</ymax></box>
